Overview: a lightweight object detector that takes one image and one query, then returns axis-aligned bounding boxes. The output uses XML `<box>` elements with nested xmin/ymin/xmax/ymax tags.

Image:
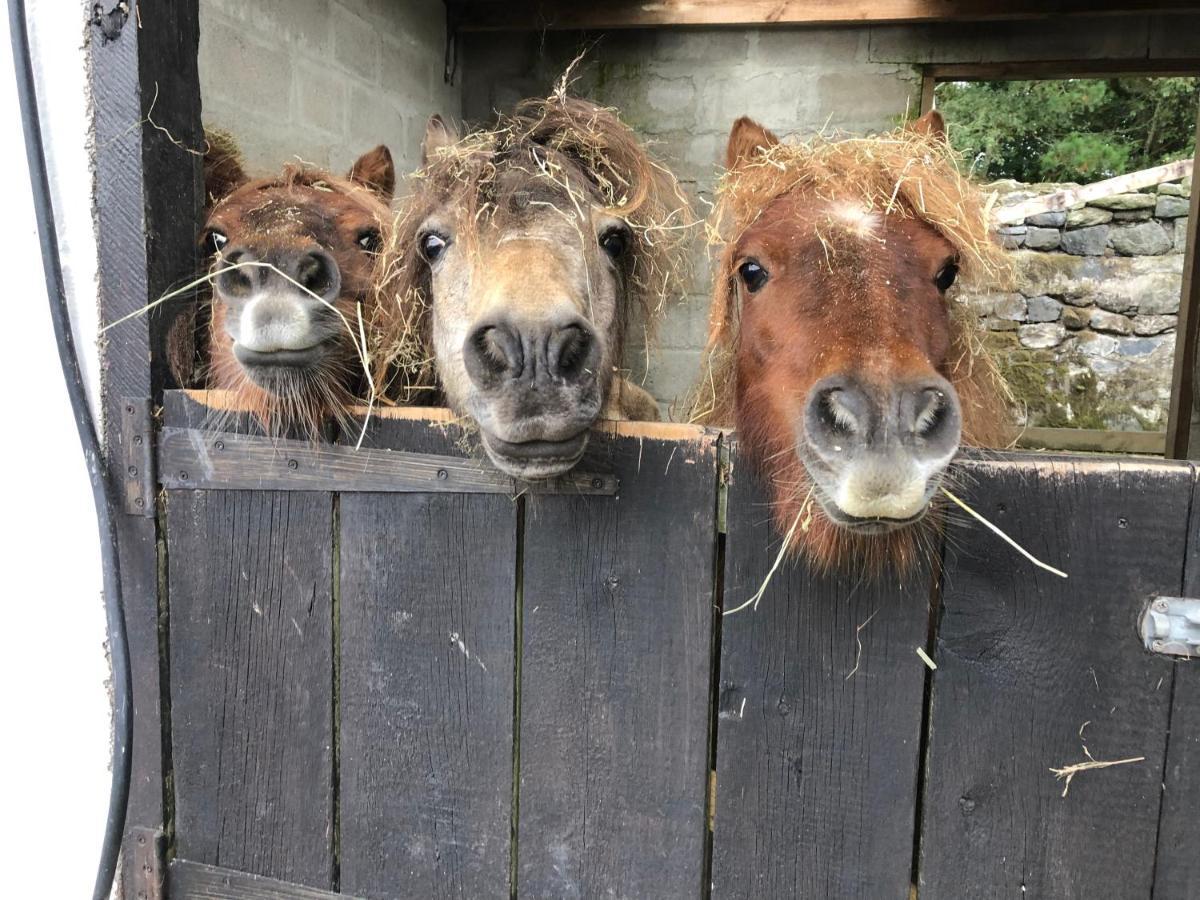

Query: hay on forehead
<box><xmin>691</xmin><ymin>125</ymin><xmax>1011</xmax><ymax>444</ymax></box>
<box><xmin>371</xmin><ymin>93</ymin><xmax>694</xmax><ymax>404</ymax></box>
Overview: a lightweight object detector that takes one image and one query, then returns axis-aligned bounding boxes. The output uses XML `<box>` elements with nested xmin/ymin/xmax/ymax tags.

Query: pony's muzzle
<box><xmin>217</xmin><ymin>247</ymin><xmax>344</xmax><ymax>378</ymax></box>
<box><xmin>463</xmin><ymin>314</ymin><xmax>600</xmax><ymax>391</ymax></box>
<box><xmin>802</xmin><ymin>373</ymin><xmax>962</xmax><ymax>524</ymax></box>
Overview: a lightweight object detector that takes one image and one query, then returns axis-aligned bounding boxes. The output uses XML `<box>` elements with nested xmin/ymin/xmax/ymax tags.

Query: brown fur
<box><xmin>694</xmin><ymin>112</ymin><xmax>1011</xmax><ymax>572</ymax></box>
<box><xmin>197</xmin><ymin>145</ymin><xmax>395</xmax><ymax>435</ymax></box>
<box><xmin>372</xmin><ymin>95</ymin><xmax>692</xmax><ymax>413</ymax></box>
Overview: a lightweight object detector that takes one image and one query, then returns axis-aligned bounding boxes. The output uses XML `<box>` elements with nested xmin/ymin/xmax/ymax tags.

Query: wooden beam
<box><xmin>992</xmin><ymin>159</ymin><xmax>1193</xmax><ymax>225</ymax></box>
<box><xmin>1166</xmin><ymin>103</ymin><xmax>1200</xmax><ymax>460</ymax></box>
<box><xmin>168</xmin><ymin>860</ymin><xmax>362</xmax><ymax>899</ymax></box>
<box><xmin>1011</xmin><ymin>427</ymin><xmax>1166</xmax><ymax>456</ymax></box>
<box><xmin>449</xmin><ymin>1</ymin><xmax>1200</xmax><ymax>31</ymax></box>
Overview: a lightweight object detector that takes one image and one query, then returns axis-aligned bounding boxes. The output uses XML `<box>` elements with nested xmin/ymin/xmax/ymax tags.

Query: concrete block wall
<box><xmin>199</xmin><ymin>0</ymin><xmax>460</xmax><ymax>180</ymax></box>
<box><xmin>462</xmin><ymin>13</ymin><xmax>1200</xmax><ymax>413</ymax></box>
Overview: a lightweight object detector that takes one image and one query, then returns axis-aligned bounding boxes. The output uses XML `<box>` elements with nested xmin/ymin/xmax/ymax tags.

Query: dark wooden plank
<box><xmin>516</xmin><ymin>427</ymin><xmax>720</xmax><ymax>898</ymax></box>
<box><xmin>1152</xmin><ymin>466</ymin><xmax>1200</xmax><ymax>898</ymax></box>
<box><xmin>169</xmin><ymin>859</ymin><xmax>361</xmax><ymax>900</ymax></box>
<box><xmin>1165</xmin><ymin>104</ymin><xmax>1200</xmax><ymax>459</ymax></box>
<box><xmin>920</xmin><ymin>458</ymin><xmax>1188</xmax><ymax>900</ymax></box>
<box><xmin>711</xmin><ymin>441</ymin><xmax>934</xmax><ymax>899</ymax></box>
<box><xmin>167</xmin><ymin>480</ymin><xmax>334</xmax><ymax>888</ymax></box>
<box><xmin>89</xmin><ymin>0</ymin><xmax>199</xmax><ymax>887</ymax></box>
<box><xmin>337</xmin><ymin>415</ymin><xmax>517</xmax><ymax>898</ymax></box>
<box><xmin>451</xmin><ymin>0</ymin><xmax>1199</xmax><ymax>30</ymax></box>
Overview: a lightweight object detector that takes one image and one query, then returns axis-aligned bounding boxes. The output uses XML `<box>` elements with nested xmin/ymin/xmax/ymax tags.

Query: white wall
<box><xmin>0</xmin><ymin>2</ymin><xmax>110</xmax><ymax>897</ymax></box>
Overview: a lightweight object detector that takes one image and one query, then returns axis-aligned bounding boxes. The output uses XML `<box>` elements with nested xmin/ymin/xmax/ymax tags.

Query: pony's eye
<box><xmin>203</xmin><ymin>229</ymin><xmax>228</xmax><ymax>255</ymax></box>
<box><xmin>935</xmin><ymin>262</ymin><xmax>959</xmax><ymax>292</ymax></box>
<box><xmin>357</xmin><ymin>228</ymin><xmax>382</xmax><ymax>253</ymax></box>
<box><xmin>599</xmin><ymin>227</ymin><xmax>629</xmax><ymax>260</ymax></box>
<box><xmin>738</xmin><ymin>259</ymin><xmax>768</xmax><ymax>293</ymax></box>
<box><xmin>420</xmin><ymin>232</ymin><xmax>448</xmax><ymax>263</ymax></box>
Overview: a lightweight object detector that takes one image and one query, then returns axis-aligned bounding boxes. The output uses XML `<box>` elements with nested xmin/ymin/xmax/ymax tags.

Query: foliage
<box><xmin>936</xmin><ymin>77</ymin><xmax>1199</xmax><ymax>183</ymax></box>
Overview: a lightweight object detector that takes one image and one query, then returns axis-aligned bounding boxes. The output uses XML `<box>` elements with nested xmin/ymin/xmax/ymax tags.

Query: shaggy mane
<box><xmin>691</xmin><ymin>125</ymin><xmax>1012</xmax><ymax>449</ymax></box>
<box><xmin>371</xmin><ymin>93</ymin><xmax>694</xmax><ymax>404</ymax></box>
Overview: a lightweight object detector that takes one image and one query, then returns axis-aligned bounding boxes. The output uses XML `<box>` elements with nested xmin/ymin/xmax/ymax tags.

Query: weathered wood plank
<box><xmin>451</xmin><ymin>0</ymin><xmax>1199</xmax><ymax>31</ymax></box>
<box><xmin>336</xmin><ymin>415</ymin><xmax>517</xmax><ymax>898</ymax></box>
<box><xmin>516</xmin><ymin>429</ymin><xmax>720</xmax><ymax>898</ymax></box>
<box><xmin>711</xmin><ymin>441</ymin><xmax>933</xmax><ymax>899</ymax></box>
<box><xmin>155</xmin><ymin>424</ymin><xmax>615</xmax><ymax>494</ymax></box>
<box><xmin>169</xmin><ymin>859</ymin><xmax>361</xmax><ymax>900</ymax></box>
<box><xmin>167</xmin><ymin>484</ymin><xmax>334</xmax><ymax>888</ymax></box>
<box><xmin>1152</xmin><ymin>467</ymin><xmax>1200</xmax><ymax>898</ymax></box>
<box><xmin>920</xmin><ymin>458</ymin><xmax>1188</xmax><ymax>900</ymax></box>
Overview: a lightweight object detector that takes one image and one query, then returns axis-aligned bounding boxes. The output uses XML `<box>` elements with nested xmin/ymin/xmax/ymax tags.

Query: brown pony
<box><xmin>372</xmin><ymin>94</ymin><xmax>691</xmax><ymax>478</ymax></box>
<box><xmin>189</xmin><ymin>139</ymin><xmax>396</xmax><ymax>435</ymax></box>
<box><xmin>695</xmin><ymin>111</ymin><xmax>1009</xmax><ymax>571</ymax></box>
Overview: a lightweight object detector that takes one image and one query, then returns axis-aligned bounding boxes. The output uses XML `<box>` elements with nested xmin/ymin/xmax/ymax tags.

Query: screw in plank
<box><xmin>287</xmin><ymin>459</ymin><xmax>299</xmax><ymax>470</ymax></box>
<box><xmin>214</xmin><ymin>440</ymin><xmax>224</xmax><ymax>451</ymax></box>
<box><xmin>134</xmin><ymin>497</ymin><xmax>144</xmax><ymax>509</ymax></box>
<box><xmin>133</xmin><ymin>435</ymin><xmax>143</xmax><ymax>446</ymax></box>
<box><xmin>591</xmin><ymin>477</ymin><xmax>603</xmax><ymax>489</ymax></box>
<box><xmin>178</xmin><ymin>471</ymin><xmax>188</xmax><ymax>481</ymax></box>
<box><xmin>1154</xmin><ymin>599</ymin><xmax>1169</xmax><ymax>613</ymax></box>
<box><xmin>125</xmin><ymin>404</ymin><xmax>134</xmax><ymax>415</ymax></box>
<box><xmin>437</xmin><ymin>469</ymin><xmax>448</xmax><ymax>480</ymax></box>
<box><xmin>127</xmin><ymin>465</ymin><xmax>138</xmax><ymax>476</ymax></box>
<box><xmin>1153</xmin><ymin>640</ymin><xmax>1165</xmax><ymax>652</ymax></box>
<box><xmin>1118</xmin><ymin>517</ymin><xmax>1129</xmax><ymax>529</ymax></box>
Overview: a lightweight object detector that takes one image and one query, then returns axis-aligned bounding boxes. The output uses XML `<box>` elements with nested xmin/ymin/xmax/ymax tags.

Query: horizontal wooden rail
<box><xmin>449</xmin><ymin>1</ymin><xmax>1200</xmax><ymax>31</ymax></box>
<box><xmin>1010</xmin><ymin>426</ymin><xmax>1167</xmax><ymax>455</ymax></box>
<box><xmin>168</xmin><ymin>860</ymin><xmax>360</xmax><ymax>900</ymax></box>
<box><xmin>156</xmin><ymin>427</ymin><xmax>618</xmax><ymax>495</ymax></box>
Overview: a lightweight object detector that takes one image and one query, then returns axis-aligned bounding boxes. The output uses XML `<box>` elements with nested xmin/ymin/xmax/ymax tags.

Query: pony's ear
<box><xmin>725</xmin><ymin>116</ymin><xmax>780</xmax><ymax>169</ymax></box>
<box><xmin>909</xmin><ymin>109</ymin><xmax>946</xmax><ymax>139</ymax></box>
<box><xmin>422</xmin><ymin>114</ymin><xmax>459</xmax><ymax>165</ymax></box>
<box><xmin>203</xmin><ymin>129</ymin><xmax>247</xmax><ymax>208</ymax></box>
<box><xmin>348</xmin><ymin>145</ymin><xmax>396</xmax><ymax>200</ymax></box>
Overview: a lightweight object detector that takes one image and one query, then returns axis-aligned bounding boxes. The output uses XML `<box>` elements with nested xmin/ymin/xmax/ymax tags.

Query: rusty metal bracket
<box><xmin>119</xmin><ymin>398</ymin><xmax>156</xmax><ymax>516</ymax></box>
<box><xmin>156</xmin><ymin>427</ymin><xmax>618</xmax><ymax>496</ymax></box>
<box><xmin>123</xmin><ymin>827</ymin><xmax>165</xmax><ymax>900</ymax></box>
<box><xmin>1140</xmin><ymin>596</ymin><xmax>1200</xmax><ymax>658</ymax></box>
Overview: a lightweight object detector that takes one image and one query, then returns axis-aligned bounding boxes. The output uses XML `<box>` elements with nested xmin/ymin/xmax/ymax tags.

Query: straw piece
<box><xmin>941</xmin><ymin>487</ymin><xmax>1068</xmax><ymax>579</ymax></box>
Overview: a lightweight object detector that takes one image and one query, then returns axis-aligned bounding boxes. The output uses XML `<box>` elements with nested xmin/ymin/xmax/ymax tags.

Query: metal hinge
<box><xmin>1140</xmin><ymin>596</ymin><xmax>1200</xmax><ymax>658</ymax></box>
<box><xmin>119</xmin><ymin>398</ymin><xmax>157</xmax><ymax>517</ymax></box>
<box><xmin>123</xmin><ymin>827</ymin><xmax>165</xmax><ymax>900</ymax></box>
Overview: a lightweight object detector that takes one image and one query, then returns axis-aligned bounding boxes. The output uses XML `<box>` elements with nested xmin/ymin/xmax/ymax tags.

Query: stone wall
<box><xmin>965</xmin><ymin>177</ymin><xmax>1192</xmax><ymax>430</ymax></box>
<box><xmin>198</xmin><ymin>0</ymin><xmax>460</xmax><ymax>178</ymax></box>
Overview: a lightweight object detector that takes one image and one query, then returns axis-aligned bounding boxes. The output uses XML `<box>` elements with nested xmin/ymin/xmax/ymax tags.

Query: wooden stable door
<box><xmin>158</xmin><ymin>391</ymin><xmax>1198</xmax><ymax>899</ymax></box>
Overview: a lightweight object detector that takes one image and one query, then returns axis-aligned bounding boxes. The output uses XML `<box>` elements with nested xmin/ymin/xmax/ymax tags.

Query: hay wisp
<box><xmin>941</xmin><ymin>487</ymin><xmax>1068</xmax><ymax>579</ymax></box>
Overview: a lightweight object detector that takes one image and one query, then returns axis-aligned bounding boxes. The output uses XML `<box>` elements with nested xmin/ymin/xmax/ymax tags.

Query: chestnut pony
<box><xmin>183</xmin><ymin>138</ymin><xmax>396</xmax><ymax>436</ymax></box>
<box><xmin>373</xmin><ymin>95</ymin><xmax>690</xmax><ymax>478</ymax></box>
<box><xmin>695</xmin><ymin>111</ymin><xmax>1008</xmax><ymax>571</ymax></box>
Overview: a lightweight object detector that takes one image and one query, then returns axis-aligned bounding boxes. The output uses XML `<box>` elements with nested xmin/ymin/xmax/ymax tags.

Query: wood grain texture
<box><xmin>516</xmin><ymin>429</ymin><xmax>720</xmax><ymax>898</ymax></box>
<box><xmin>711</xmin><ymin>440</ymin><xmax>934</xmax><ymax>899</ymax></box>
<box><xmin>169</xmin><ymin>860</ymin><xmax>360</xmax><ymax>900</ymax></box>
<box><xmin>167</xmin><ymin>488</ymin><xmax>334</xmax><ymax>888</ymax></box>
<box><xmin>337</xmin><ymin>415</ymin><xmax>517</xmax><ymax>899</ymax></box>
<box><xmin>450</xmin><ymin>0</ymin><xmax>1196</xmax><ymax>30</ymax></box>
<box><xmin>1152</xmin><ymin>467</ymin><xmax>1200</xmax><ymax>899</ymax></box>
<box><xmin>919</xmin><ymin>458</ymin><xmax>1188</xmax><ymax>900</ymax></box>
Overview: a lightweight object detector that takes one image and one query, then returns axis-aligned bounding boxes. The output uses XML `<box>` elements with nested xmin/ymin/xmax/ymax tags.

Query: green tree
<box><xmin>935</xmin><ymin>77</ymin><xmax>1198</xmax><ymax>183</ymax></box>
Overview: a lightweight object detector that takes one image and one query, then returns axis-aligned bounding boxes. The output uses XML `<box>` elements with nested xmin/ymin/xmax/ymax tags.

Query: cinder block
<box><xmin>332</xmin><ymin>5</ymin><xmax>381</xmax><ymax>82</ymax></box>
<box><xmin>294</xmin><ymin>57</ymin><xmax>347</xmax><ymax>136</ymax></box>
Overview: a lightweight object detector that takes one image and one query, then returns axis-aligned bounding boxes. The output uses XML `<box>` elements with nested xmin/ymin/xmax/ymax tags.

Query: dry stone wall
<box><xmin>962</xmin><ymin>176</ymin><xmax>1191</xmax><ymax>431</ymax></box>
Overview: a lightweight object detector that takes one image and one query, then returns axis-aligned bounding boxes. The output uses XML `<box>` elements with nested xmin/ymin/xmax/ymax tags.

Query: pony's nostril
<box><xmin>548</xmin><ymin>324</ymin><xmax>592</xmax><ymax>378</ymax></box>
<box><xmin>296</xmin><ymin>252</ymin><xmax>338</xmax><ymax>300</ymax></box>
<box><xmin>914</xmin><ymin>389</ymin><xmax>949</xmax><ymax>437</ymax></box>
<box><xmin>465</xmin><ymin>321</ymin><xmax>522</xmax><ymax>386</ymax></box>
<box><xmin>820</xmin><ymin>390</ymin><xmax>858</xmax><ymax>436</ymax></box>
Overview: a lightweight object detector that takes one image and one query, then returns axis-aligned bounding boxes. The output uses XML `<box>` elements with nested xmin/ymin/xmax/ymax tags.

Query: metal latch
<box><xmin>1140</xmin><ymin>596</ymin><xmax>1200</xmax><ymax>658</ymax></box>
